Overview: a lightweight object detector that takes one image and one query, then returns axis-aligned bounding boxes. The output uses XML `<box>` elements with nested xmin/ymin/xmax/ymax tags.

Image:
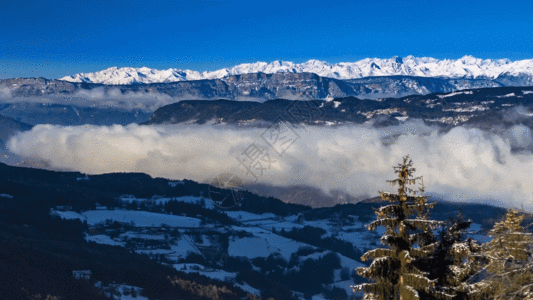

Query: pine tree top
<box><xmin>354</xmin><ymin>155</ymin><xmax>443</xmax><ymax>300</ymax></box>
<box><xmin>383</xmin><ymin>155</ymin><xmax>424</xmax><ymax>203</ymax></box>
<box><xmin>369</xmin><ymin>155</ymin><xmax>440</xmax><ymax>232</ymax></box>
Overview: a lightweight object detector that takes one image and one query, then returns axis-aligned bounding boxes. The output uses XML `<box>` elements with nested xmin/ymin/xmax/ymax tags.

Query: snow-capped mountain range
<box><xmin>61</xmin><ymin>55</ymin><xmax>533</xmax><ymax>85</ymax></box>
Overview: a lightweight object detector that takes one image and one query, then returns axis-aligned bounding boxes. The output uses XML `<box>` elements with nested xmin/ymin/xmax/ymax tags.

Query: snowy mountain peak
<box><xmin>60</xmin><ymin>56</ymin><xmax>533</xmax><ymax>85</ymax></box>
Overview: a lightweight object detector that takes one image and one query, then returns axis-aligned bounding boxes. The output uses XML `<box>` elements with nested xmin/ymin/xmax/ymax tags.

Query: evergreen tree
<box><xmin>353</xmin><ymin>156</ymin><xmax>442</xmax><ymax>300</ymax></box>
<box><xmin>426</xmin><ymin>212</ymin><xmax>483</xmax><ymax>300</ymax></box>
<box><xmin>473</xmin><ymin>209</ymin><xmax>533</xmax><ymax>300</ymax></box>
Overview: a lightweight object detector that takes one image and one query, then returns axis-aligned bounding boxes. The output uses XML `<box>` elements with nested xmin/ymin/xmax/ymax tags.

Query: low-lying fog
<box><xmin>6</xmin><ymin>119</ymin><xmax>533</xmax><ymax>210</ymax></box>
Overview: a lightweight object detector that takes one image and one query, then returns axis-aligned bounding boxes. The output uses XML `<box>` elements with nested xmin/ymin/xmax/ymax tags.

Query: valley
<box><xmin>0</xmin><ymin>161</ymin><xmax>509</xmax><ymax>299</ymax></box>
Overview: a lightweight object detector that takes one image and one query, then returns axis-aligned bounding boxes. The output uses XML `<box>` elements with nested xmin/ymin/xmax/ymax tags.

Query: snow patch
<box><xmin>51</xmin><ymin>209</ymin><xmax>86</xmax><ymax>220</ymax></box>
<box><xmin>395</xmin><ymin>116</ymin><xmax>409</xmax><ymax>122</ymax></box>
<box><xmin>86</xmin><ymin>234</ymin><xmax>125</xmax><ymax>246</ymax></box>
<box><xmin>437</xmin><ymin>91</ymin><xmax>473</xmax><ymax>98</ymax></box>
<box><xmin>82</xmin><ymin>210</ymin><xmax>202</xmax><ymax>227</ymax></box>
<box><xmin>496</xmin><ymin>93</ymin><xmax>516</xmax><ymax>98</ymax></box>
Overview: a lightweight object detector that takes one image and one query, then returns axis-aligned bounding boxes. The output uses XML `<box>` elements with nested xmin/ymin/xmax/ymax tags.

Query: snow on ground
<box><xmin>82</xmin><ymin>210</ymin><xmax>203</xmax><ymax>227</ymax></box>
<box><xmin>331</xmin><ymin>280</ymin><xmax>359</xmax><ymax>300</ymax></box>
<box><xmin>523</xmin><ymin>90</ymin><xmax>533</xmax><ymax>95</ymax></box>
<box><xmin>469</xmin><ymin>223</ymin><xmax>482</xmax><ymax>233</ymax></box>
<box><xmin>299</xmin><ymin>250</ymin><xmax>330</xmax><ymax>261</ymax></box>
<box><xmin>166</xmin><ymin>236</ymin><xmax>202</xmax><ymax>261</ymax></box>
<box><xmin>284</xmin><ymin>215</ymin><xmax>299</xmax><ymax>222</ymax></box>
<box><xmin>235</xmin><ymin>282</ymin><xmax>261</xmax><ymax>296</ymax></box>
<box><xmin>395</xmin><ymin>116</ymin><xmax>409</xmax><ymax>122</ymax></box>
<box><xmin>228</xmin><ymin>226</ymin><xmax>310</xmax><ymax>260</ymax></box>
<box><xmin>496</xmin><ymin>93</ymin><xmax>516</xmax><ymax>98</ymax></box>
<box><xmin>118</xmin><ymin>195</ymin><xmax>145</xmax><ymax>202</ymax></box>
<box><xmin>338</xmin><ymin>253</ymin><xmax>365</xmax><ymax>271</ymax></box>
<box><xmin>437</xmin><ymin>91</ymin><xmax>473</xmax><ymax>98</ymax></box>
<box><xmin>173</xmin><ymin>264</ymin><xmax>237</xmax><ymax>281</ymax></box>
<box><xmin>130</xmin><ymin>235</ymin><xmax>205</xmax><ymax>261</ymax></box>
<box><xmin>333</xmin><ymin>230</ymin><xmax>380</xmax><ymax>253</ymax></box>
<box><xmin>51</xmin><ymin>209</ymin><xmax>86</xmax><ymax>220</ymax></box>
<box><xmin>194</xmin><ymin>235</ymin><xmax>212</xmax><ymax>246</ymax></box>
<box><xmin>85</xmin><ymin>234</ymin><xmax>125</xmax><ymax>246</ymax></box>
<box><xmin>467</xmin><ymin>223</ymin><xmax>492</xmax><ymax>243</ymax></box>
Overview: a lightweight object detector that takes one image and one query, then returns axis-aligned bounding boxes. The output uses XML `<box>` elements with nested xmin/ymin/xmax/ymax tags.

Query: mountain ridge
<box><xmin>0</xmin><ymin>73</ymin><xmax>507</xmax><ymax>107</ymax></box>
<box><xmin>60</xmin><ymin>55</ymin><xmax>533</xmax><ymax>85</ymax></box>
<box><xmin>142</xmin><ymin>85</ymin><xmax>533</xmax><ymax>131</ymax></box>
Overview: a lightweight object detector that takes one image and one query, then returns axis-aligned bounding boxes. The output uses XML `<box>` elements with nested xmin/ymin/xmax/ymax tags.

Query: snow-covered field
<box><xmin>228</xmin><ymin>226</ymin><xmax>307</xmax><ymax>260</ymax></box>
<box><xmin>54</xmin><ymin>209</ymin><xmax>204</xmax><ymax>228</ymax></box>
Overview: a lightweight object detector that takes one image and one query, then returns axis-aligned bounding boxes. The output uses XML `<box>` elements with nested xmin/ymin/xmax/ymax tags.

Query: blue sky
<box><xmin>1</xmin><ymin>0</ymin><xmax>532</xmax><ymax>79</ymax></box>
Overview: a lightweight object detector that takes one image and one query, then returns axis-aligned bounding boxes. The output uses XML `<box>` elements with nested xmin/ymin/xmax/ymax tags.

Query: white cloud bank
<box><xmin>7</xmin><ymin>121</ymin><xmax>533</xmax><ymax>209</ymax></box>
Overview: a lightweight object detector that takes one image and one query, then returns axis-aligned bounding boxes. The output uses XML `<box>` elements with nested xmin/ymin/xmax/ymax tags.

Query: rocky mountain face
<box><xmin>0</xmin><ymin>73</ymin><xmax>508</xmax><ymax>106</ymax></box>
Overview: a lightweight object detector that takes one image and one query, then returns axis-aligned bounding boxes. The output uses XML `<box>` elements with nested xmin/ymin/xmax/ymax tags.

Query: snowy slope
<box><xmin>61</xmin><ymin>56</ymin><xmax>533</xmax><ymax>84</ymax></box>
<box><xmin>55</xmin><ymin>209</ymin><xmax>204</xmax><ymax>228</ymax></box>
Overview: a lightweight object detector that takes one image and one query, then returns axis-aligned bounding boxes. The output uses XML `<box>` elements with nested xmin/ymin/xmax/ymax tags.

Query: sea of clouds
<box><xmin>6</xmin><ymin>119</ymin><xmax>533</xmax><ymax>209</ymax></box>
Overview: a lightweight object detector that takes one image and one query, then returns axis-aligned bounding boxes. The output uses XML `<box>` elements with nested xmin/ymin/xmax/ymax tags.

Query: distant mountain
<box><xmin>0</xmin><ymin>73</ymin><xmax>505</xmax><ymax>109</ymax></box>
<box><xmin>143</xmin><ymin>86</ymin><xmax>533</xmax><ymax>133</ymax></box>
<box><xmin>60</xmin><ymin>56</ymin><xmax>533</xmax><ymax>85</ymax></box>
